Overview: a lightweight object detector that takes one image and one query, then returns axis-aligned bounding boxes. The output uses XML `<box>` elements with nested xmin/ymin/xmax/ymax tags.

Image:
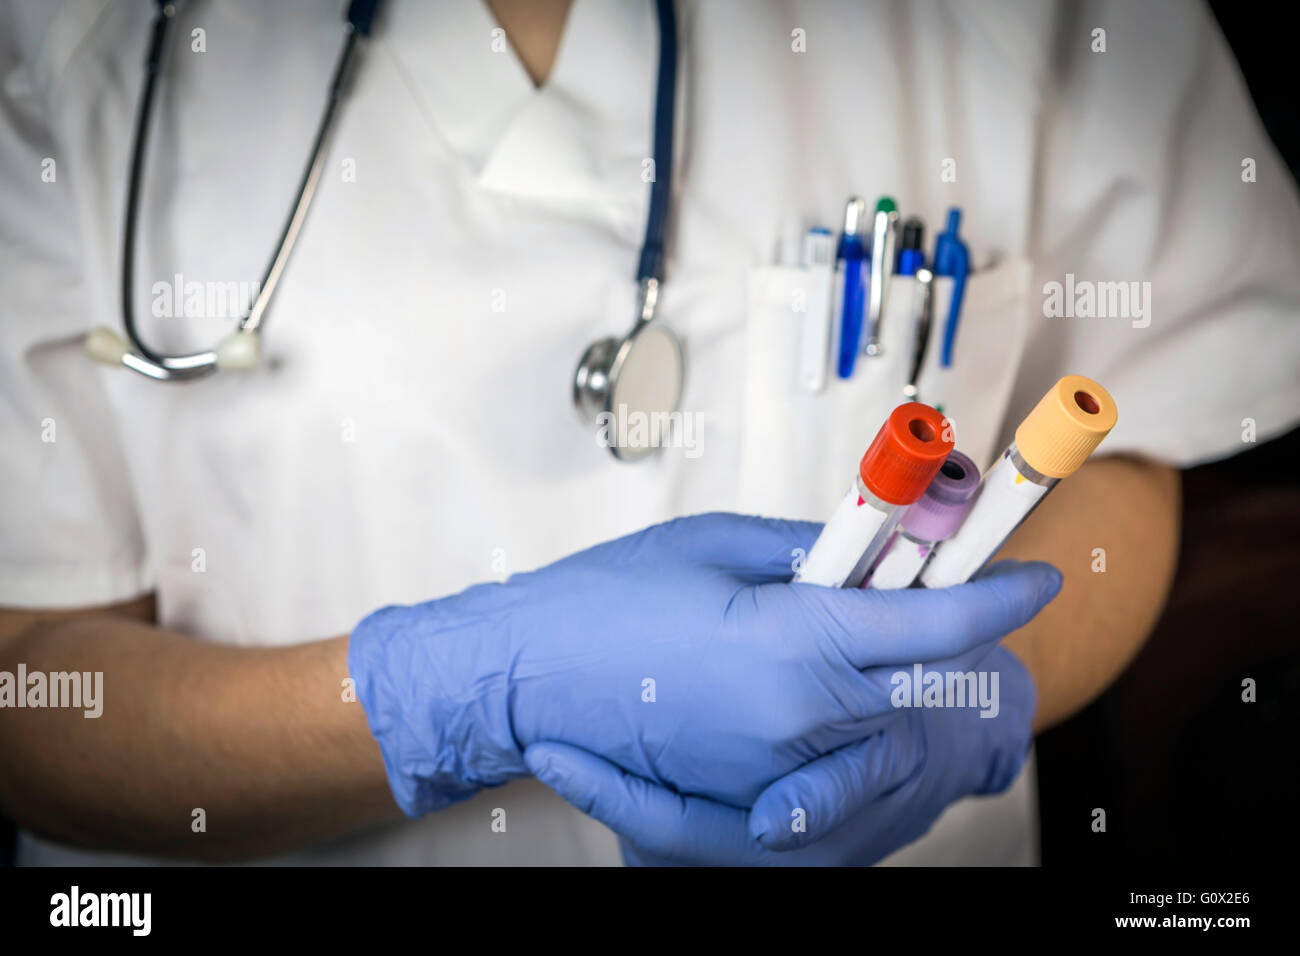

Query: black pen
<box><xmin>903</xmin><ymin>267</ymin><xmax>934</xmax><ymax>400</ymax></box>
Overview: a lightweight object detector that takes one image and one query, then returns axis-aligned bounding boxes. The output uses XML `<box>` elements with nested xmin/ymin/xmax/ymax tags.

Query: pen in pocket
<box><xmin>797</xmin><ymin>227</ymin><xmax>835</xmax><ymax>392</ymax></box>
<box><xmin>833</xmin><ymin>198</ymin><xmax>869</xmax><ymax>379</ymax></box>
<box><xmin>862</xmin><ymin>196</ymin><xmax>898</xmax><ymax>358</ymax></box>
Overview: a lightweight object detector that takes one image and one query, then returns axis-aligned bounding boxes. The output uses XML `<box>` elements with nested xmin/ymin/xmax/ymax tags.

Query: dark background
<box><xmin>2</xmin><ymin>2</ymin><xmax>1296</xmax><ymax>868</ymax></box>
<box><xmin>1036</xmin><ymin>2</ymin><xmax>1300</xmax><ymax>867</ymax></box>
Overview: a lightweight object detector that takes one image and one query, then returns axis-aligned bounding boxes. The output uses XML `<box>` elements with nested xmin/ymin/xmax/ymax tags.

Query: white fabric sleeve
<box><xmin>1008</xmin><ymin>0</ymin><xmax>1300</xmax><ymax>467</ymax></box>
<box><xmin>0</xmin><ymin>5</ymin><xmax>149</xmax><ymax>609</ymax></box>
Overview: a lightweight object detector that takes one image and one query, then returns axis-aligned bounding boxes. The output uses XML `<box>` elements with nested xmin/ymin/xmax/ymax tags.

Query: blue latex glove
<box><xmin>525</xmin><ymin>645</ymin><xmax>1037</xmax><ymax>865</ymax></box>
<box><xmin>348</xmin><ymin>512</ymin><xmax>1060</xmax><ymax>832</ymax></box>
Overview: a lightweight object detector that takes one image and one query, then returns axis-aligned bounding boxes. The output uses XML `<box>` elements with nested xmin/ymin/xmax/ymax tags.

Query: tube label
<box><xmin>919</xmin><ymin>451</ymin><xmax>1049</xmax><ymax>588</ymax></box>
<box><xmin>867</xmin><ymin>533</ymin><xmax>932</xmax><ymax>590</ymax></box>
<box><xmin>794</xmin><ymin>482</ymin><xmax>894</xmax><ymax>588</ymax></box>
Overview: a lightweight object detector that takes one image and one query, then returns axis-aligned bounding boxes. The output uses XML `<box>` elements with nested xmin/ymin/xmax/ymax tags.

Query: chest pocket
<box><xmin>738</xmin><ymin>258</ymin><xmax>1031</xmax><ymax>519</ymax></box>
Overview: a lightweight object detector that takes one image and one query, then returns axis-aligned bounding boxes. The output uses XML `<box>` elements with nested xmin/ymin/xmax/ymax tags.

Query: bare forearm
<box><xmin>998</xmin><ymin>457</ymin><xmax>1181</xmax><ymax>731</ymax></box>
<box><xmin>0</xmin><ymin>616</ymin><xmax>398</xmax><ymax>861</ymax></box>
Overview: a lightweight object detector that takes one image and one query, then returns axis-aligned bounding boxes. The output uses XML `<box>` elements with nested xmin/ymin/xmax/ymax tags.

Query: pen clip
<box><xmin>863</xmin><ymin>204</ymin><xmax>898</xmax><ymax>357</ymax></box>
<box><xmin>903</xmin><ymin>267</ymin><xmax>934</xmax><ymax>400</ymax></box>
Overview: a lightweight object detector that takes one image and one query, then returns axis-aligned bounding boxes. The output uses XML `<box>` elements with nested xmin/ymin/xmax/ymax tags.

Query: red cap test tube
<box><xmin>794</xmin><ymin>402</ymin><xmax>954</xmax><ymax>588</ymax></box>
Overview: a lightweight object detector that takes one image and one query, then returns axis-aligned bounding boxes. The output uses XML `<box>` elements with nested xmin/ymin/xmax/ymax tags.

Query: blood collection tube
<box><xmin>920</xmin><ymin>375</ymin><xmax>1117</xmax><ymax>588</ymax></box>
<box><xmin>794</xmin><ymin>402</ymin><xmax>954</xmax><ymax>588</ymax></box>
<box><xmin>866</xmin><ymin>449</ymin><xmax>980</xmax><ymax>590</ymax></box>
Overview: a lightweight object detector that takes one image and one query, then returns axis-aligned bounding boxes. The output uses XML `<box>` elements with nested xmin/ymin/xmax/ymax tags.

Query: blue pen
<box><xmin>932</xmin><ymin>208</ymin><xmax>969</xmax><ymax>368</ymax></box>
<box><xmin>834</xmin><ymin>197</ymin><xmax>869</xmax><ymax>379</ymax></box>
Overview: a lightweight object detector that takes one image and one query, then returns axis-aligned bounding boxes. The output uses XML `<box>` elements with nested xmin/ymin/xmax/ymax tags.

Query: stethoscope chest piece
<box><xmin>570</xmin><ymin>0</ymin><xmax>680</xmax><ymax>463</ymax></box>
<box><xmin>101</xmin><ymin>0</ymin><xmax>684</xmax><ymax>464</ymax></box>
<box><xmin>574</xmin><ymin>293</ymin><xmax>683</xmax><ymax>462</ymax></box>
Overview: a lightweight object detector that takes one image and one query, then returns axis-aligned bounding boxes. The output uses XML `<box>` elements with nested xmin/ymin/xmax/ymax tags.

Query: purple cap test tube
<box><xmin>866</xmin><ymin>450</ymin><xmax>981</xmax><ymax>589</ymax></box>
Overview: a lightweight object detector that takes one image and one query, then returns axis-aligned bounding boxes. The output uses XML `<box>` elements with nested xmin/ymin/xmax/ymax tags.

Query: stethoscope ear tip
<box><xmin>84</xmin><ymin>326</ymin><xmax>129</xmax><ymax>366</ymax></box>
<box><xmin>214</xmin><ymin>329</ymin><xmax>261</xmax><ymax>371</ymax></box>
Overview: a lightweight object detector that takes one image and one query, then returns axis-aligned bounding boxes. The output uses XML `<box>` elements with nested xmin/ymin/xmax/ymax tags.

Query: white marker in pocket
<box><xmin>797</xmin><ymin>228</ymin><xmax>835</xmax><ymax>392</ymax></box>
<box><xmin>920</xmin><ymin>375</ymin><xmax>1117</xmax><ymax>588</ymax></box>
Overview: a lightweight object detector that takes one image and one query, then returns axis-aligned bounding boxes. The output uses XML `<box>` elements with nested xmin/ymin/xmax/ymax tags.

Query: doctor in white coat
<box><xmin>1</xmin><ymin>0</ymin><xmax>1298</xmax><ymax>866</ymax></box>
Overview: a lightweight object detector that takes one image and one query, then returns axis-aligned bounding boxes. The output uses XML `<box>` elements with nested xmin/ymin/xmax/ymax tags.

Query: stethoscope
<box><xmin>85</xmin><ymin>0</ymin><xmax>683</xmax><ymax>463</ymax></box>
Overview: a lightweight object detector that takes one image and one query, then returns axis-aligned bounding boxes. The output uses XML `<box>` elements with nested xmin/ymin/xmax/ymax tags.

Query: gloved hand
<box><xmin>348</xmin><ymin>512</ymin><xmax>1060</xmax><ymax>837</ymax></box>
<box><xmin>525</xmin><ymin>645</ymin><xmax>1037</xmax><ymax>865</ymax></box>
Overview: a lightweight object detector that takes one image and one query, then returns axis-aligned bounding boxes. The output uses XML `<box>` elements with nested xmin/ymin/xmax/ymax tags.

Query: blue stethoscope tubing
<box><xmin>638</xmin><ymin>0</ymin><xmax>676</xmax><ymax>286</ymax></box>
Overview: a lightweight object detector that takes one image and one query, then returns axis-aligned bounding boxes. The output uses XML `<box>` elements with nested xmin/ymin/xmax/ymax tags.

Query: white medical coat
<box><xmin>2</xmin><ymin>0</ymin><xmax>1298</xmax><ymax>865</ymax></box>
